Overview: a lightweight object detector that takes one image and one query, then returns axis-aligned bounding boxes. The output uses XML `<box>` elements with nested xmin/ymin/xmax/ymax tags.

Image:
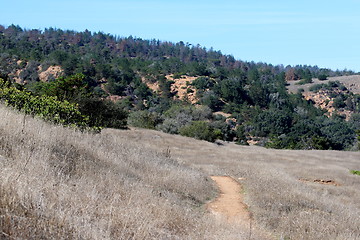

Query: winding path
<box><xmin>208</xmin><ymin>176</ymin><xmax>251</xmax><ymax>223</ymax></box>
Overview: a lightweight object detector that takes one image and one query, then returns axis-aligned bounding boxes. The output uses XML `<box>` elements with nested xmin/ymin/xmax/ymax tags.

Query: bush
<box><xmin>179</xmin><ymin>121</ymin><xmax>216</xmax><ymax>142</ymax></box>
<box><xmin>295</xmin><ymin>78</ymin><xmax>313</xmax><ymax>85</ymax></box>
<box><xmin>192</xmin><ymin>77</ymin><xmax>212</xmax><ymax>90</ymax></box>
<box><xmin>333</xmin><ymin>97</ymin><xmax>346</xmax><ymax>109</ymax></box>
<box><xmin>0</xmin><ymin>78</ymin><xmax>92</xmax><ymax>129</ymax></box>
<box><xmin>318</xmin><ymin>74</ymin><xmax>328</xmax><ymax>80</ymax></box>
<box><xmin>76</xmin><ymin>97</ymin><xmax>128</xmax><ymax>129</ymax></box>
<box><xmin>235</xmin><ymin>125</ymin><xmax>249</xmax><ymax>145</ymax></box>
<box><xmin>172</xmin><ymin>73</ymin><xmax>183</xmax><ymax>79</ymax></box>
<box><xmin>309</xmin><ymin>84</ymin><xmax>324</xmax><ymax>92</ymax></box>
<box><xmin>128</xmin><ymin>110</ymin><xmax>160</xmax><ymax>129</ymax></box>
<box><xmin>350</xmin><ymin>170</ymin><xmax>360</xmax><ymax>176</ymax></box>
<box><xmin>252</xmin><ymin>109</ymin><xmax>292</xmax><ymax>137</ymax></box>
<box><xmin>156</xmin><ymin>118</ymin><xmax>180</xmax><ymax>134</ymax></box>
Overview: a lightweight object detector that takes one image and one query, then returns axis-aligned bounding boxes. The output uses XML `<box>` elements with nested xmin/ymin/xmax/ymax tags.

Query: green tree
<box><xmin>253</xmin><ymin>109</ymin><xmax>293</xmax><ymax>137</ymax></box>
<box><xmin>41</xmin><ymin>73</ymin><xmax>89</xmax><ymax>101</ymax></box>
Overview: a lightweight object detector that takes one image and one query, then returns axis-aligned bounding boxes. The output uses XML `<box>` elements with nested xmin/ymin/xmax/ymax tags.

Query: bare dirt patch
<box><xmin>141</xmin><ymin>75</ymin><xmax>199</xmax><ymax>103</ymax></box>
<box><xmin>300</xmin><ymin>178</ymin><xmax>341</xmax><ymax>186</ymax></box>
<box><xmin>302</xmin><ymin>90</ymin><xmax>353</xmax><ymax>119</ymax></box>
<box><xmin>141</xmin><ymin>76</ymin><xmax>160</xmax><ymax>92</ymax></box>
<box><xmin>208</xmin><ymin>176</ymin><xmax>251</xmax><ymax>223</ymax></box>
<box><xmin>166</xmin><ymin>75</ymin><xmax>198</xmax><ymax>104</ymax></box>
<box><xmin>38</xmin><ymin>65</ymin><xmax>63</xmax><ymax>82</ymax></box>
<box><xmin>287</xmin><ymin>75</ymin><xmax>360</xmax><ymax>119</ymax></box>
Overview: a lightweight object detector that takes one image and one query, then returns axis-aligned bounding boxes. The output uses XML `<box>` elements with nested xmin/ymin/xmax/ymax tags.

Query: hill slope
<box><xmin>108</xmin><ymin>127</ymin><xmax>360</xmax><ymax>240</ymax></box>
<box><xmin>287</xmin><ymin>75</ymin><xmax>360</xmax><ymax>94</ymax></box>
<box><xmin>1</xmin><ymin>24</ymin><xmax>359</xmax><ymax>150</ymax></box>
<box><xmin>1</xmin><ymin>105</ymin><xmax>359</xmax><ymax>239</ymax></box>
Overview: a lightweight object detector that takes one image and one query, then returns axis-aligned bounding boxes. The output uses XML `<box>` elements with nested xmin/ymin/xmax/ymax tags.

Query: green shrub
<box><xmin>179</xmin><ymin>121</ymin><xmax>216</xmax><ymax>142</ymax></box>
<box><xmin>318</xmin><ymin>74</ymin><xmax>328</xmax><ymax>80</ymax></box>
<box><xmin>128</xmin><ymin>110</ymin><xmax>160</xmax><ymax>129</ymax></box>
<box><xmin>0</xmin><ymin>78</ymin><xmax>94</xmax><ymax>130</ymax></box>
<box><xmin>295</xmin><ymin>78</ymin><xmax>313</xmax><ymax>85</ymax></box>
<box><xmin>309</xmin><ymin>84</ymin><xmax>325</xmax><ymax>92</ymax></box>
<box><xmin>350</xmin><ymin>170</ymin><xmax>360</xmax><ymax>176</ymax></box>
<box><xmin>235</xmin><ymin>125</ymin><xmax>249</xmax><ymax>145</ymax></box>
<box><xmin>192</xmin><ymin>77</ymin><xmax>212</xmax><ymax>90</ymax></box>
<box><xmin>76</xmin><ymin>97</ymin><xmax>128</xmax><ymax>129</ymax></box>
<box><xmin>186</xmin><ymin>88</ymin><xmax>194</xmax><ymax>93</ymax></box>
<box><xmin>172</xmin><ymin>73</ymin><xmax>183</xmax><ymax>79</ymax></box>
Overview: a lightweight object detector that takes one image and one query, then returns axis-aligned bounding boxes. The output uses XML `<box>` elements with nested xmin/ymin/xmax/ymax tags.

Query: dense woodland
<box><xmin>1</xmin><ymin>24</ymin><xmax>359</xmax><ymax>150</ymax></box>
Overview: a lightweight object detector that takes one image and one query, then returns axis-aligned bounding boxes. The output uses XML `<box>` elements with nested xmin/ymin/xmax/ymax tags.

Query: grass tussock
<box><xmin>0</xmin><ymin>104</ymin><xmax>254</xmax><ymax>239</ymax></box>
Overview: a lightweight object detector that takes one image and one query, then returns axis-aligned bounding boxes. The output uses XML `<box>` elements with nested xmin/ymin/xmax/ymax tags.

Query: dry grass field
<box><xmin>116</xmin><ymin>128</ymin><xmax>360</xmax><ymax>240</ymax></box>
<box><xmin>0</xmin><ymin>105</ymin><xmax>261</xmax><ymax>239</ymax></box>
<box><xmin>1</xmin><ymin>104</ymin><xmax>360</xmax><ymax>239</ymax></box>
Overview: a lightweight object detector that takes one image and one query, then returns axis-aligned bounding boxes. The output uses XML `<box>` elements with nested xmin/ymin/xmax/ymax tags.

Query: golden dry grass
<box><xmin>1</xmin><ymin>104</ymin><xmax>360</xmax><ymax>239</ymax></box>
<box><xmin>0</xmin><ymin>105</ymin><xmax>258</xmax><ymax>239</ymax></box>
<box><xmin>117</xmin><ymin>128</ymin><xmax>360</xmax><ymax>240</ymax></box>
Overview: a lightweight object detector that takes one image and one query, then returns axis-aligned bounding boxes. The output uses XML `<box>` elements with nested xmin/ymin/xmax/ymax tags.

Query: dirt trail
<box><xmin>208</xmin><ymin>176</ymin><xmax>251</xmax><ymax>223</ymax></box>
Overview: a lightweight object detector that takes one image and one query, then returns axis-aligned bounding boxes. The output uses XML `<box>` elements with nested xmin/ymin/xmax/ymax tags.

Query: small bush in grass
<box><xmin>295</xmin><ymin>78</ymin><xmax>313</xmax><ymax>85</ymax></box>
<box><xmin>350</xmin><ymin>170</ymin><xmax>360</xmax><ymax>176</ymax></box>
<box><xmin>128</xmin><ymin>110</ymin><xmax>160</xmax><ymax>129</ymax></box>
<box><xmin>179</xmin><ymin>121</ymin><xmax>216</xmax><ymax>142</ymax></box>
<box><xmin>318</xmin><ymin>74</ymin><xmax>328</xmax><ymax>80</ymax></box>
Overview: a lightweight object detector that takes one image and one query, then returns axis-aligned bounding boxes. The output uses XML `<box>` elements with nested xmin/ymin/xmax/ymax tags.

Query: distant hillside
<box><xmin>287</xmin><ymin>75</ymin><xmax>360</xmax><ymax>120</ymax></box>
<box><xmin>0</xmin><ymin>24</ymin><xmax>359</xmax><ymax>150</ymax></box>
<box><xmin>287</xmin><ymin>75</ymin><xmax>360</xmax><ymax>94</ymax></box>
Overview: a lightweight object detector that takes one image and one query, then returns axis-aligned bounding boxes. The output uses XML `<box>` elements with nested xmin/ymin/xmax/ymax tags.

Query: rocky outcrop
<box><xmin>38</xmin><ymin>65</ymin><xmax>63</xmax><ymax>82</ymax></box>
<box><xmin>303</xmin><ymin>89</ymin><xmax>353</xmax><ymax>120</ymax></box>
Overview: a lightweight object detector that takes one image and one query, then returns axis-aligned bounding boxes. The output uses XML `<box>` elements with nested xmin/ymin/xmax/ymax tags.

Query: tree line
<box><xmin>0</xmin><ymin>24</ymin><xmax>359</xmax><ymax>150</ymax></box>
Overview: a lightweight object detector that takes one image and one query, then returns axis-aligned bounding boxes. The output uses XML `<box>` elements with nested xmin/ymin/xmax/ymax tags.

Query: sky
<box><xmin>1</xmin><ymin>0</ymin><xmax>360</xmax><ymax>72</ymax></box>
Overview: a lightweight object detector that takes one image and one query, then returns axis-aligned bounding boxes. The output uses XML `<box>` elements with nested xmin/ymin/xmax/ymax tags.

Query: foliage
<box><xmin>318</xmin><ymin>74</ymin><xmax>328</xmax><ymax>80</ymax></box>
<box><xmin>309</xmin><ymin>81</ymin><xmax>345</xmax><ymax>92</ymax></box>
<box><xmin>350</xmin><ymin>170</ymin><xmax>360</xmax><ymax>176</ymax></box>
<box><xmin>192</xmin><ymin>76</ymin><xmax>213</xmax><ymax>90</ymax></box>
<box><xmin>252</xmin><ymin>109</ymin><xmax>292</xmax><ymax>137</ymax></box>
<box><xmin>76</xmin><ymin>97</ymin><xmax>127</xmax><ymax>129</ymax></box>
<box><xmin>0</xmin><ymin>77</ymin><xmax>92</xmax><ymax>129</ymax></box>
<box><xmin>128</xmin><ymin>110</ymin><xmax>160</xmax><ymax>129</ymax></box>
<box><xmin>235</xmin><ymin>125</ymin><xmax>249</xmax><ymax>145</ymax></box>
<box><xmin>40</xmin><ymin>73</ymin><xmax>89</xmax><ymax>101</ymax></box>
<box><xmin>266</xmin><ymin>117</ymin><xmax>356</xmax><ymax>150</ymax></box>
<box><xmin>295</xmin><ymin>78</ymin><xmax>313</xmax><ymax>85</ymax></box>
<box><xmin>179</xmin><ymin>121</ymin><xmax>217</xmax><ymax>142</ymax></box>
<box><xmin>0</xmin><ymin>24</ymin><xmax>358</xmax><ymax>149</ymax></box>
<box><xmin>156</xmin><ymin>105</ymin><xmax>212</xmax><ymax>134</ymax></box>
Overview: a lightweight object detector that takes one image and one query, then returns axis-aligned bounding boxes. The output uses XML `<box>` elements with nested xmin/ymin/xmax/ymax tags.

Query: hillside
<box><xmin>1</xmin><ymin>24</ymin><xmax>360</xmax><ymax>150</ymax></box>
<box><xmin>287</xmin><ymin>75</ymin><xmax>360</xmax><ymax>94</ymax></box>
<box><xmin>287</xmin><ymin>75</ymin><xmax>360</xmax><ymax>120</ymax></box>
<box><xmin>1</xmin><ymin>105</ymin><xmax>359</xmax><ymax>239</ymax></box>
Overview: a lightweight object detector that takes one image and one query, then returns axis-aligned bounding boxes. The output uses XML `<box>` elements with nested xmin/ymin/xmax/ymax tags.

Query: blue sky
<box><xmin>1</xmin><ymin>0</ymin><xmax>360</xmax><ymax>71</ymax></box>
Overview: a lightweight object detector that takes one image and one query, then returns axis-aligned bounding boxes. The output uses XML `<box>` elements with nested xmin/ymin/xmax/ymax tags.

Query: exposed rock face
<box><xmin>141</xmin><ymin>74</ymin><xmax>199</xmax><ymax>104</ymax></box>
<box><xmin>303</xmin><ymin>89</ymin><xmax>353</xmax><ymax>120</ymax></box>
<box><xmin>166</xmin><ymin>75</ymin><xmax>198</xmax><ymax>104</ymax></box>
<box><xmin>9</xmin><ymin>63</ymin><xmax>64</xmax><ymax>83</ymax></box>
<box><xmin>38</xmin><ymin>65</ymin><xmax>64</xmax><ymax>82</ymax></box>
